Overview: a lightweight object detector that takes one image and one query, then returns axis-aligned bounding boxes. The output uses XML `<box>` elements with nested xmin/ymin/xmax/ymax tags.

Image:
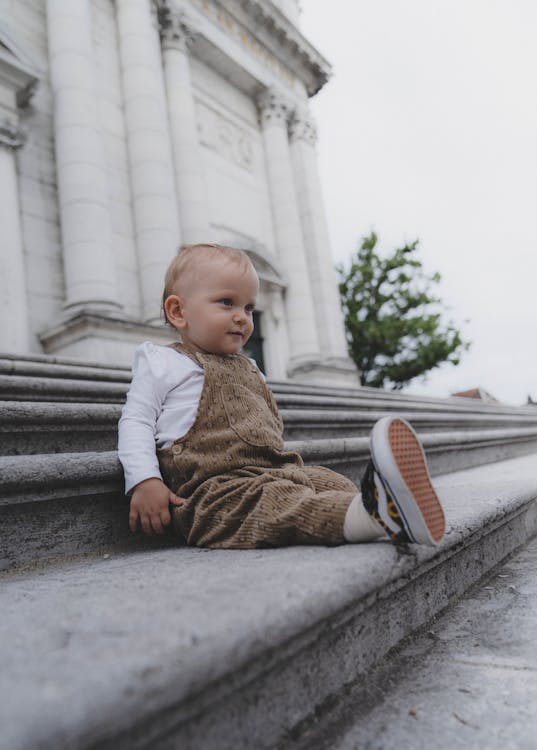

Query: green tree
<box><xmin>337</xmin><ymin>232</ymin><xmax>469</xmax><ymax>389</ymax></box>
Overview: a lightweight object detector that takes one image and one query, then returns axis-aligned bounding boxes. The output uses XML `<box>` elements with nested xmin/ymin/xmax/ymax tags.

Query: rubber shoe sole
<box><xmin>370</xmin><ymin>417</ymin><xmax>446</xmax><ymax>546</ymax></box>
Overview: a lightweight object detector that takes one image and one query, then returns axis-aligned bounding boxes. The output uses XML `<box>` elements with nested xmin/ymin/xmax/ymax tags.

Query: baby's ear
<box><xmin>164</xmin><ymin>295</ymin><xmax>186</xmax><ymax>330</ymax></box>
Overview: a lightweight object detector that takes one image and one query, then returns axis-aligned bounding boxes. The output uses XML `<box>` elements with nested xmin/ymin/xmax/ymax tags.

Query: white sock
<box><xmin>343</xmin><ymin>493</ymin><xmax>385</xmax><ymax>542</ymax></box>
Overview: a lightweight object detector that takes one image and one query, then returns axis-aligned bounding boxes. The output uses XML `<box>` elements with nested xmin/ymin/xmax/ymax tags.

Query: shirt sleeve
<box><xmin>117</xmin><ymin>342</ymin><xmax>171</xmax><ymax>494</ymax></box>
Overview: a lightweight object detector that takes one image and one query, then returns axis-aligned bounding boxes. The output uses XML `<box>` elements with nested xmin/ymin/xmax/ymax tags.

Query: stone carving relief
<box><xmin>289</xmin><ymin>109</ymin><xmax>317</xmax><ymax>146</ymax></box>
<box><xmin>0</xmin><ymin>117</ymin><xmax>24</xmax><ymax>149</ymax></box>
<box><xmin>257</xmin><ymin>89</ymin><xmax>289</xmax><ymax>128</ymax></box>
<box><xmin>158</xmin><ymin>1</ymin><xmax>197</xmax><ymax>52</ymax></box>
<box><xmin>196</xmin><ymin>99</ymin><xmax>254</xmax><ymax>170</ymax></box>
<box><xmin>0</xmin><ymin>32</ymin><xmax>39</xmax><ymax>150</ymax></box>
<box><xmin>189</xmin><ymin>0</ymin><xmax>296</xmax><ymax>89</ymax></box>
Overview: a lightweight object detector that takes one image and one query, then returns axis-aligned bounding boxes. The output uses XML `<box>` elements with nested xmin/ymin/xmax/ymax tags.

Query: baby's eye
<box><xmin>219</xmin><ymin>298</ymin><xmax>233</xmax><ymax>306</ymax></box>
<box><xmin>245</xmin><ymin>304</ymin><xmax>255</xmax><ymax>313</ymax></box>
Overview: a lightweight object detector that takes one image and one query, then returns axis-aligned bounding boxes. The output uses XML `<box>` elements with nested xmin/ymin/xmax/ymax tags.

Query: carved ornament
<box><xmin>158</xmin><ymin>1</ymin><xmax>197</xmax><ymax>52</ymax></box>
<box><xmin>289</xmin><ymin>109</ymin><xmax>317</xmax><ymax>145</ymax></box>
<box><xmin>197</xmin><ymin>99</ymin><xmax>254</xmax><ymax>170</ymax></box>
<box><xmin>0</xmin><ymin>117</ymin><xmax>24</xmax><ymax>149</ymax></box>
<box><xmin>257</xmin><ymin>89</ymin><xmax>290</xmax><ymax>128</ymax></box>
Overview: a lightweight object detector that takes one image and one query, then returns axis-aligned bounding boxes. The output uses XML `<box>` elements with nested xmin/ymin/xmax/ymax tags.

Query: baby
<box><xmin>118</xmin><ymin>243</ymin><xmax>445</xmax><ymax>549</ymax></box>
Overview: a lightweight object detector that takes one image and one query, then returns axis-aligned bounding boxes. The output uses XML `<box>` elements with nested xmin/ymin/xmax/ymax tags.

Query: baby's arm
<box><xmin>118</xmin><ymin>343</ymin><xmax>184</xmax><ymax>535</ymax></box>
<box><xmin>129</xmin><ymin>478</ymin><xmax>183</xmax><ymax>536</ymax></box>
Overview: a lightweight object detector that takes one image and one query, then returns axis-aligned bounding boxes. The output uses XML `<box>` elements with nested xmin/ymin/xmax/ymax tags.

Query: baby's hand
<box><xmin>129</xmin><ymin>478</ymin><xmax>184</xmax><ymax>535</ymax></box>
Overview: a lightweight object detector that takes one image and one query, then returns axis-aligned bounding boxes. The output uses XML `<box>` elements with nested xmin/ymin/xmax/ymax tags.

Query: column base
<box><xmin>287</xmin><ymin>355</ymin><xmax>359</xmax><ymax>388</ymax></box>
<box><xmin>61</xmin><ymin>300</ymin><xmax>124</xmax><ymax>318</ymax></box>
<box><xmin>39</xmin><ymin>311</ymin><xmax>176</xmax><ymax>367</ymax></box>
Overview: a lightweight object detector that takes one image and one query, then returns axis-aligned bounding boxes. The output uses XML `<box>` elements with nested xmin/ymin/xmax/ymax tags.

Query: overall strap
<box><xmin>167</xmin><ymin>341</ymin><xmax>204</xmax><ymax>367</ymax></box>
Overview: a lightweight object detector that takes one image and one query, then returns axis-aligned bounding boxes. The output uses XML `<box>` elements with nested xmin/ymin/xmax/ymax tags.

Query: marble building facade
<box><xmin>0</xmin><ymin>0</ymin><xmax>357</xmax><ymax>384</ymax></box>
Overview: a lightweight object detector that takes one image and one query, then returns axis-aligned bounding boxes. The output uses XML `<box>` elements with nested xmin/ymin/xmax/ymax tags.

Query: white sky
<box><xmin>300</xmin><ymin>0</ymin><xmax>537</xmax><ymax>405</ymax></box>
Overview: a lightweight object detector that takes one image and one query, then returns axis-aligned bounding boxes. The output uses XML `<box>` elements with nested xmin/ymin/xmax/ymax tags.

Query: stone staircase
<box><xmin>1</xmin><ymin>351</ymin><xmax>537</xmax><ymax>749</ymax></box>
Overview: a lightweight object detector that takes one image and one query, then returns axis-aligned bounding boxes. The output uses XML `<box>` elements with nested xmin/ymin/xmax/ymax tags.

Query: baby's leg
<box><xmin>362</xmin><ymin>417</ymin><xmax>446</xmax><ymax>546</ymax></box>
<box><xmin>304</xmin><ymin>465</ymin><xmax>384</xmax><ymax>543</ymax></box>
<box><xmin>171</xmin><ymin>468</ymin><xmax>358</xmax><ymax>548</ymax></box>
<box><xmin>307</xmin><ymin>415</ymin><xmax>446</xmax><ymax>548</ymax></box>
<box><xmin>343</xmin><ymin>494</ymin><xmax>385</xmax><ymax>542</ymax></box>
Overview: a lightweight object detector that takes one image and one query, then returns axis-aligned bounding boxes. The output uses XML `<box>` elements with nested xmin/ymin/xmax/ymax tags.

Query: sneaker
<box><xmin>361</xmin><ymin>417</ymin><xmax>445</xmax><ymax>546</ymax></box>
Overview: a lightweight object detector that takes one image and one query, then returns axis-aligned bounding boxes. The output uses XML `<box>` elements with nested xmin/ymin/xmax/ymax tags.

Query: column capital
<box><xmin>0</xmin><ymin>32</ymin><xmax>39</xmax><ymax>150</ymax></box>
<box><xmin>158</xmin><ymin>1</ymin><xmax>197</xmax><ymax>52</ymax></box>
<box><xmin>257</xmin><ymin>89</ymin><xmax>290</xmax><ymax>128</ymax></box>
<box><xmin>289</xmin><ymin>109</ymin><xmax>317</xmax><ymax>146</ymax></box>
<box><xmin>0</xmin><ymin>117</ymin><xmax>25</xmax><ymax>150</ymax></box>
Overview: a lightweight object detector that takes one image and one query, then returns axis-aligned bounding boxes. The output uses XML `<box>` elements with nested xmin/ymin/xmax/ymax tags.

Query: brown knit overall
<box><xmin>157</xmin><ymin>343</ymin><xmax>357</xmax><ymax>548</ymax></box>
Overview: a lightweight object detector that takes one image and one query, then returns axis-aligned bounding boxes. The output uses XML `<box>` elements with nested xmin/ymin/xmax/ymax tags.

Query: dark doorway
<box><xmin>242</xmin><ymin>310</ymin><xmax>265</xmax><ymax>373</ymax></box>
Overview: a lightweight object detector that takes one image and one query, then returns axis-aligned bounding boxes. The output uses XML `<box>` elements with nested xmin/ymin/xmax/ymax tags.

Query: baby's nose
<box><xmin>233</xmin><ymin>308</ymin><xmax>246</xmax><ymax>322</ymax></box>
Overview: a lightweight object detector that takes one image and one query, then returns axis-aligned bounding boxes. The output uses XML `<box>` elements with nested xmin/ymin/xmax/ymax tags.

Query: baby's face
<box><xmin>173</xmin><ymin>259</ymin><xmax>259</xmax><ymax>355</ymax></box>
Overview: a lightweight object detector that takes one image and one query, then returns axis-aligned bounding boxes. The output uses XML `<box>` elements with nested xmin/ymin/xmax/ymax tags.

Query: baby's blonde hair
<box><xmin>162</xmin><ymin>243</ymin><xmax>256</xmax><ymax>325</ymax></box>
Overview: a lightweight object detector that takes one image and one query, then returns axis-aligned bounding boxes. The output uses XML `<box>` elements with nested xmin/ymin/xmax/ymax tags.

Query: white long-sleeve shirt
<box><xmin>117</xmin><ymin>341</ymin><xmax>262</xmax><ymax>494</ymax></box>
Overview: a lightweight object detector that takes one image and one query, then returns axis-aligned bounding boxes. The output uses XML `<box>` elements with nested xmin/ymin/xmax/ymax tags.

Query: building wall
<box><xmin>0</xmin><ymin>0</ymin><xmax>357</xmax><ymax>385</ymax></box>
<box><xmin>191</xmin><ymin>58</ymin><xmax>277</xmax><ymax>255</ymax></box>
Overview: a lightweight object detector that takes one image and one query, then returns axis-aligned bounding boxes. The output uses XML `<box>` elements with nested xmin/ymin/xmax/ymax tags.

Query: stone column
<box><xmin>257</xmin><ymin>89</ymin><xmax>321</xmax><ymax>368</ymax></box>
<box><xmin>0</xmin><ymin>39</ymin><xmax>39</xmax><ymax>353</ymax></box>
<box><xmin>116</xmin><ymin>0</ymin><xmax>180</xmax><ymax>323</ymax></box>
<box><xmin>47</xmin><ymin>0</ymin><xmax>121</xmax><ymax>314</ymax></box>
<box><xmin>159</xmin><ymin>4</ymin><xmax>210</xmax><ymax>244</ymax></box>
<box><xmin>0</xmin><ymin>122</ymin><xmax>30</xmax><ymax>352</ymax></box>
<box><xmin>289</xmin><ymin>108</ymin><xmax>349</xmax><ymax>359</ymax></box>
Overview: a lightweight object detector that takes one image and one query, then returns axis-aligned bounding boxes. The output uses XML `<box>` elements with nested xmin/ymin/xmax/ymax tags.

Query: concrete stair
<box><xmin>1</xmin><ymin>351</ymin><xmax>536</xmax><ymax>749</ymax></box>
<box><xmin>4</xmin><ymin>399</ymin><xmax>537</xmax><ymax>455</ymax></box>
<box><xmin>2</xmin><ymin>352</ymin><xmax>537</xmax><ymax>448</ymax></box>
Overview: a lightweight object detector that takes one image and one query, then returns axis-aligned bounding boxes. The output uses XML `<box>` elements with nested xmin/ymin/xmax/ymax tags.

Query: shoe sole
<box><xmin>370</xmin><ymin>417</ymin><xmax>445</xmax><ymax>546</ymax></box>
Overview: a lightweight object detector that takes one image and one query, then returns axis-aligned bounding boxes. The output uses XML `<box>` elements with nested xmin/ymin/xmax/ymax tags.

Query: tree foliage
<box><xmin>337</xmin><ymin>232</ymin><xmax>469</xmax><ymax>389</ymax></box>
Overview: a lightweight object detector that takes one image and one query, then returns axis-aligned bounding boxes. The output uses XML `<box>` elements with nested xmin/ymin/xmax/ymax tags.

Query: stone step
<box><xmin>0</xmin><ymin>352</ymin><xmax>131</xmax><ymax>382</ymax></box>
<box><xmin>0</xmin><ymin>373</ymin><xmax>128</xmax><ymax>403</ymax></box>
<box><xmin>281</xmin><ymin>409</ymin><xmax>537</xmax><ymax>439</ymax></box>
<box><xmin>1</xmin><ymin>401</ymin><xmax>122</xmax><ymax>454</ymax></box>
<box><xmin>4</xmin><ymin>400</ymin><xmax>537</xmax><ymax>455</ymax></box>
<box><xmin>1</xmin><ymin>454</ymin><xmax>536</xmax><ymax>750</ymax></box>
<box><xmin>309</xmin><ymin>537</ymin><xmax>537</xmax><ymax>750</ymax></box>
<box><xmin>1</xmin><ymin>355</ymin><xmax>534</xmax><ymax>420</ymax></box>
<box><xmin>2</xmin><ymin>429</ymin><xmax>537</xmax><ymax>571</ymax></box>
